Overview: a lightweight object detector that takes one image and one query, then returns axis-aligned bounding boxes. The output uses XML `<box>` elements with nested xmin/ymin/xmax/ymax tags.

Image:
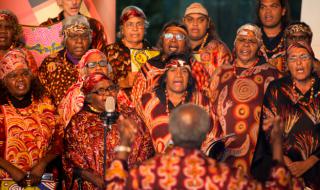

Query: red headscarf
<box><xmin>119</xmin><ymin>6</ymin><xmax>146</xmax><ymax>25</ymax></box>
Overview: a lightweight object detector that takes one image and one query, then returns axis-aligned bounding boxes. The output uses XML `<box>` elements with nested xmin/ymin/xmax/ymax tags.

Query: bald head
<box><xmin>169</xmin><ymin>103</ymin><xmax>210</xmax><ymax>148</ymax></box>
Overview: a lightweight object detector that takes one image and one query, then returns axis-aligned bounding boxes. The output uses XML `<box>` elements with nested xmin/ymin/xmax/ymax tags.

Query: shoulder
<box><xmin>206</xmin><ymin>39</ymin><xmax>230</xmax><ymax>51</ymax></box>
<box><xmin>141</xmin><ymin>91</ymin><xmax>157</xmax><ymax>107</ymax></box>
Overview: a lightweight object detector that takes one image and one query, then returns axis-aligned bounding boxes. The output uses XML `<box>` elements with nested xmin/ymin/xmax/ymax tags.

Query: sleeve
<box><xmin>0</xmin><ymin>110</ymin><xmax>5</xmax><ymax>158</ymax></box>
<box><xmin>251</xmin><ymin>84</ymin><xmax>278</xmax><ymax>182</ymax></box>
<box><xmin>216</xmin><ymin>41</ymin><xmax>232</xmax><ymax>67</ymax></box>
<box><xmin>37</xmin><ymin>57</ymin><xmax>52</xmax><ymax>98</ymax></box>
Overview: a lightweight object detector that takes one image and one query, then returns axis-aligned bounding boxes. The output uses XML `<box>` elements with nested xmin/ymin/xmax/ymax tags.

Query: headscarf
<box><xmin>285</xmin><ymin>22</ymin><xmax>313</xmax><ymax>40</ymax></box>
<box><xmin>235</xmin><ymin>23</ymin><xmax>263</xmax><ymax>47</ymax></box>
<box><xmin>119</xmin><ymin>6</ymin><xmax>147</xmax><ymax>26</ymax></box>
<box><xmin>165</xmin><ymin>55</ymin><xmax>192</xmax><ymax>72</ymax></box>
<box><xmin>0</xmin><ymin>48</ymin><xmax>36</xmax><ymax>79</ymax></box>
<box><xmin>286</xmin><ymin>41</ymin><xmax>315</xmax><ymax>60</ymax></box>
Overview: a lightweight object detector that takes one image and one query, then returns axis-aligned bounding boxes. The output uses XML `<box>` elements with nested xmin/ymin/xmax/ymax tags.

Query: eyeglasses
<box><xmin>287</xmin><ymin>54</ymin><xmax>312</xmax><ymax>63</ymax></box>
<box><xmin>91</xmin><ymin>85</ymin><xmax>119</xmax><ymax>96</ymax></box>
<box><xmin>124</xmin><ymin>21</ymin><xmax>145</xmax><ymax>29</ymax></box>
<box><xmin>236</xmin><ymin>37</ymin><xmax>258</xmax><ymax>45</ymax></box>
<box><xmin>86</xmin><ymin>60</ymin><xmax>109</xmax><ymax>68</ymax></box>
<box><xmin>163</xmin><ymin>33</ymin><xmax>186</xmax><ymax>41</ymax></box>
<box><xmin>67</xmin><ymin>32</ymin><xmax>90</xmax><ymax>40</ymax></box>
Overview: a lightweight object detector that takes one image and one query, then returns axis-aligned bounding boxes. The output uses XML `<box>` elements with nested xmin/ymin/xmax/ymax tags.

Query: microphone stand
<box><xmin>100</xmin><ymin>111</ymin><xmax>119</xmax><ymax>182</ymax></box>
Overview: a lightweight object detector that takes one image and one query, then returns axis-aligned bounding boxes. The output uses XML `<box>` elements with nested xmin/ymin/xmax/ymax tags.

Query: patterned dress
<box><xmin>63</xmin><ymin>103</ymin><xmax>154</xmax><ymax>190</ymax></box>
<box><xmin>38</xmin><ymin>49</ymin><xmax>79</xmax><ymax>106</ymax></box>
<box><xmin>40</xmin><ymin>11</ymin><xmax>107</xmax><ymax>50</ymax></box>
<box><xmin>105</xmin><ymin>146</ymin><xmax>303</xmax><ymax>190</ymax></box>
<box><xmin>0</xmin><ymin>95</ymin><xmax>56</xmax><ymax>179</ymax></box>
<box><xmin>252</xmin><ymin>75</ymin><xmax>320</xmax><ymax>189</ymax></box>
<box><xmin>208</xmin><ymin>62</ymin><xmax>280</xmax><ymax>175</ymax></box>
<box><xmin>138</xmin><ymin>89</ymin><xmax>216</xmax><ymax>154</ymax></box>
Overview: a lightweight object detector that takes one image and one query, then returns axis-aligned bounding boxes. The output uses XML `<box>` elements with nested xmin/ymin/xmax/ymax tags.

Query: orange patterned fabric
<box><xmin>105</xmin><ymin>147</ymin><xmax>303</xmax><ymax>190</ymax></box>
<box><xmin>38</xmin><ymin>49</ymin><xmax>79</xmax><ymax>106</ymax></box>
<box><xmin>208</xmin><ymin>63</ymin><xmax>280</xmax><ymax>175</ymax></box>
<box><xmin>0</xmin><ymin>97</ymin><xmax>56</xmax><ymax>179</ymax></box>
<box><xmin>63</xmin><ymin>104</ymin><xmax>154</xmax><ymax>190</ymax></box>
<box><xmin>138</xmin><ymin>90</ymin><xmax>216</xmax><ymax>154</ymax></box>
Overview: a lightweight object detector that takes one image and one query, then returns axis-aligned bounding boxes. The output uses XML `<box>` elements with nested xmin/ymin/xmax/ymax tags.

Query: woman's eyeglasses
<box><xmin>91</xmin><ymin>85</ymin><xmax>119</xmax><ymax>95</ymax></box>
<box><xmin>163</xmin><ymin>33</ymin><xmax>186</xmax><ymax>41</ymax></box>
<box><xmin>86</xmin><ymin>60</ymin><xmax>109</xmax><ymax>68</ymax></box>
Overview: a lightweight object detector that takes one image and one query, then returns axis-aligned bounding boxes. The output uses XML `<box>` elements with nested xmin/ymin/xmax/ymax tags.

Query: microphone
<box><xmin>100</xmin><ymin>96</ymin><xmax>119</xmax><ymax>126</ymax></box>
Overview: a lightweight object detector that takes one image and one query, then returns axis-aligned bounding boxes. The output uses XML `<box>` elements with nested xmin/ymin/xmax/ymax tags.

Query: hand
<box><xmin>10</xmin><ymin>168</ymin><xmax>27</xmax><ymax>186</ymax></box>
<box><xmin>270</xmin><ymin>116</ymin><xmax>284</xmax><ymax>163</ymax></box>
<box><xmin>127</xmin><ymin>72</ymin><xmax>137</xmax><ymax>87</ymax></box>
<box><xmin>287</xmin><ymin>156</ymin><xmax>319</xmax><ymax>177</ymax></box>
<box><xmin>283</xmin><ymin>155</ymin><xmax>293</xmax><ymax>167</ymax></box>
<box><xmin>118</xmin><ymin>115</ymin><xmax>141</xmax><ymax>146</ymax></box>
<box><xmin>29</xmin><ymin>160</ymin><xmax>47</xmax><ymax>186</ymax></box>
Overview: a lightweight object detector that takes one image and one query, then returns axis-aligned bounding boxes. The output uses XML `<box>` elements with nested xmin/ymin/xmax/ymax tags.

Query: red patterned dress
<box><xmin>105</xmin><ymin>146</ymin><xmax>303</xmax><ymax>190</ymax></box>
<box><xmin>252</xmin><ymin>75</ymin><xmax>320</xmax><ymax>189</ymax></box>
<box><xmin>0</xmin><ymin>95</ymin><xmax>56</xmax><ymax>179</ymax></box>
<box><xmin>63</xmin><ymin>103</ymin><xmax>154</xmax><ymax>190</ymax></box>
<box><xmin>138</xmin><ymin>89</ymin><xmax>216</xmax><ymax>154</ymax></box>
<box><xmin>40</xmin><ymin>11</ymin><xmax>107</xmax><ymax>50</ymax></box>
<box><xmin>208</xmin><ymin>62</ymin><xmax>280</xmax><ymax>175</ymax></box>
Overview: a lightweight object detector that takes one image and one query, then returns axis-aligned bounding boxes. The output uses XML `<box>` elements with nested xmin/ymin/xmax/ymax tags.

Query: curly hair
<box><xmin>0</xmin><ymin>10</ymin><xmax>23</xmax><ymax>47</ymax></box>
<box><xmin>256</xmin><ymin>0</ymin><xmax>291</xmax><ymax>29</ymax></box>
<box><xmin>0</xmin><ymin>76</ymin><xmax>45</xmax><ymax>105</ymax></box>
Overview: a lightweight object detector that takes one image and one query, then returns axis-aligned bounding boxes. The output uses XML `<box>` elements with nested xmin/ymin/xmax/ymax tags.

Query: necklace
<box><xmin>7</xmin><ymin>95</ymin><xmax>36</xmax><ymax>117</ymax></box>
<box><xmin>262</xmin><ymin>36</ymin><xmax>284</xmax><ymax>54</ymax></box>
<box><xmin>199</xmin><ymin>33</ymin><xmax>209</xmax><ymax>50</ymax></box>
<box><xmin>88</xmin><ymin>104</ymin><xmax>103</xmax><ymax>113</ymax></box>
<box><xmin>233</xmin><ymin>58</ymin><xmax>259</xmax><ymax>79</ymax></box>
<box><xmin>292</xmin><ymin>78</ymin><xmax>315</xmax><ymax>106</ymax></box>
<box><xmin>165</xmin><ymin>90</ymin><xmax>188</xmax><ymax>114</ymax></box>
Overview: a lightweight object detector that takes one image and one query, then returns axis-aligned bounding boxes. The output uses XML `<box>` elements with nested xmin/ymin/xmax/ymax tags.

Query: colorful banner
<box><xmin>130</xmin><ymin>49</ymin><xmax>160</xmax><ymax>72</ymax></box>
<box><xmin>22</xmin><ymin>22</ymin><xmax>63</xmax><ymax>67</ymax></box>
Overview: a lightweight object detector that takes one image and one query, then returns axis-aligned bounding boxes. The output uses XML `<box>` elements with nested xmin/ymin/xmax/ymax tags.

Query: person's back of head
<box><xmin>169</xmin><ymin>103</ymin><xmax>210</xmax><ymax>149</ymax></box>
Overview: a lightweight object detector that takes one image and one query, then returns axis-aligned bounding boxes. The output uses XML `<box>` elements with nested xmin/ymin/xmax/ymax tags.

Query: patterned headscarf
<box><xmin>82</xmin><ymin>72</ymin><xmax>110</xmax><ymax>95</ymax></box>
<box><xmin>235</xmin><ymin>23</ymin><xmax>263</xmax><ymax>47</ymax></box>
<box><xmin>0</xmin><ymin>49</ymin><xmax>31</xmax><ymax>79</ymax></box>
<box><xmin>286</xmin><ymin>41</ymin><xmax>315</xmax><ymax>60</ymax></box>
<box><xmin>165</xmin><ymin>57</ymin><xmax>192</xmax><ymax>72</ymax></box>
<box><xmin>285</xmin><ymin>22</ymin><xmax>313</xmax><ymax>40</ymax></box>
<box><xmin>77</xmin><ymin>49</ymin><xmax>111</xmax><ymax>79</ymax></box>
<box><xmin>119</xmin><ymin>6</ymin><xmax>147</xmax><ymax>25</ymax></box>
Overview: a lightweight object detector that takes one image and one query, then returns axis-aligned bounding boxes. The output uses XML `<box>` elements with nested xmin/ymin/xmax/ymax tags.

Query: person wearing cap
<box><xmin>131</xmin><ymin>21</ymin><xmax>209</xmax><ymax>108</ymax></box>
<box><xmin>183</xmin><ymin>2</ymin><xmax>231</xmax><ymax>76</ymax></box>
<box><xmin>257</xmin><ymin>0</ymin><xmax>290</xmax><ymax>72</ymax></box>
<box><xmin>38</xmin><ymin>15</ymin><xmax>91</xmax><ymax>106</ymax></box>
<box><xmin>62</xmin><ymin>72</ymin><xmax>154</xmax><ymax>190</ymax></box>
<box><xmin>104</xmin><ymin>6</ymin><xmax>152</xmax><ymax>95</ymax></box>
<box><xmin>136</xmin><ymin>53</ymin><xmax>215</xmax><ymax>154</ymax></box>
<box><xmin>0</xmin><ymin>49</ymin><xmax>59</xmax><ymax>188</ymax></box>
<box><xmin>105</xmin><ymin>104</ymin><xmax>302</xmax><ymax>190</ymax></box>
<box><xmin>252</xmin><ymin>41</ymin><xmax>320</xmax><ymax>189</ymax></box>
<box><xmin>207</xmin><ymin>24</ymin><xmax>280</xmax><ymax>175</ymax></box>
<box><xmin>40</xmin><ymin>0</ymin><xmax>107</xmax><ymax>50</ymax></box>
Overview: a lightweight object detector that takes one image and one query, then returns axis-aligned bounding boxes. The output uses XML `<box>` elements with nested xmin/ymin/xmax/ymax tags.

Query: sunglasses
<box><xmin>86</xmin><ymin>60</ymin><xmax>109</xmax><ymax>68</ymax></box>
<box><xmin>163</xmin><ymin>33</ymin><xmax>186</xmax><ymax>41</ymax></box>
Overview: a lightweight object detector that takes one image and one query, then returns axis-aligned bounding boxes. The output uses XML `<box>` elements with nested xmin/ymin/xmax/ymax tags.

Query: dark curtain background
<box><xmin>116</xmin><ymin>0</ymin><xmax>302</xmax><ymax>49</ymax></box>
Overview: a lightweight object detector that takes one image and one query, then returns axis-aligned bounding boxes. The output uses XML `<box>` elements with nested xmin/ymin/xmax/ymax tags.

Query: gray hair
<box><xmin>169</xmin><ymin>103</ymin><xmax>210</xmax><ymax>148</ymax></box>
<box><xmin>62</xmin><ymin>15</ymin><xmax>92</xmax><ymax>45</ymax></box>
<box><xmin>234</xmin><ymin>23</ymin><xmax>263</xmax><ymax>47</ymax></box>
